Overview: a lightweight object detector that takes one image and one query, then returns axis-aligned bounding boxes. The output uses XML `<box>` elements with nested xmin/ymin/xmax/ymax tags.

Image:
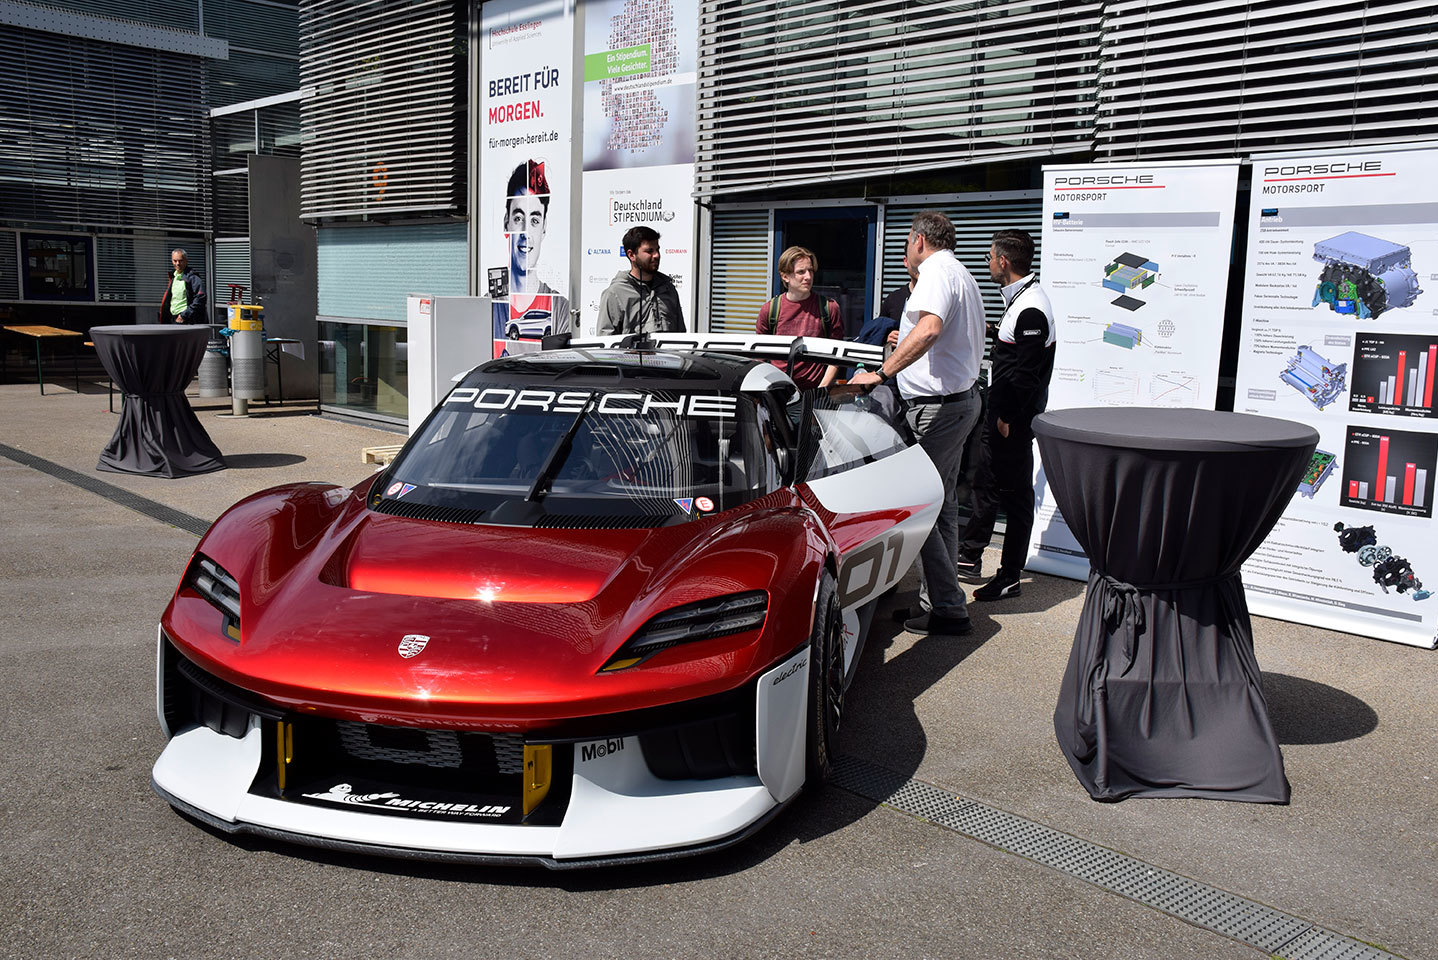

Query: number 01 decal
<box><xmin>838</xmin><ymin>531</ymin><xmax>905</xmax><ymax>608</ymax></box>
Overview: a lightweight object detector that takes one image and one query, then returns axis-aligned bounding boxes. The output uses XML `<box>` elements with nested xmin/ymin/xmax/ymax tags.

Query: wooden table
<box><xmin>2</xmin><ymin>325</ymin><xmax>85</xmax><ymax>395</ymax></box>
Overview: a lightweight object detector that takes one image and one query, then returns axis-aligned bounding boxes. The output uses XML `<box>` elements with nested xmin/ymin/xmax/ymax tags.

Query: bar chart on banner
<box><xmin>1340</xmin><ymin>425</ymin><xmax>1438</xmax><ymax>518</ymax></box>
<box><xmin>1349</xmin><ymin>333</ymin><xmax>1438</xmax><ymax>417</ymax></box>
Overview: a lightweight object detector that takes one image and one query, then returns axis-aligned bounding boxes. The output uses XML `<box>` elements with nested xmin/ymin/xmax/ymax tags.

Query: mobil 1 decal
<box><xmin>1032</xmin><ymin>159</ymin><xmax>1240</xmax><ymax>581</ymax></box>
<box><xmin>1235</xmin><ymin>143</ymin><xmax>1438</xmax><ymax>648</ymax></box>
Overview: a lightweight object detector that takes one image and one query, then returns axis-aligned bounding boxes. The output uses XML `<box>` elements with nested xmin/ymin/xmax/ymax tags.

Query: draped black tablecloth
<box><xmin>90</xmin><ymin>325</ymin><xmax>225</xmax><ymax>477</ymax></box>
<box><xmin>1034</xmin><ymin>408</ymin><xmax>1317</xmax><ymax>803</ymax></box>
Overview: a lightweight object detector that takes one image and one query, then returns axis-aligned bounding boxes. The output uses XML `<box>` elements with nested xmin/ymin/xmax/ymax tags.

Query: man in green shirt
<box><xmin>159</xmin><ymin>249</ymin><xmax>206</xmax><ymax>323</ymax></box>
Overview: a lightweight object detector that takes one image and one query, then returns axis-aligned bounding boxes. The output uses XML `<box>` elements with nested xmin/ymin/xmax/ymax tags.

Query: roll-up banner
<box><xmin>479</xmin><ymin>1</ymin><xmax>574</xmax><ymax>358</ymax></box>
<box><xmin>579</xmin><ymin>0</ymin><xmax>698</xmax><ymax>335</ymax></box>
<box><xmin>1234</xmin><ymin>143</ymin><xmax>1438</xmax><ymax>649</ymax></box>
<box><xmin>1030</xmin><ymin>160</ymin><xmax>1241</xmax><ymax>579</ymax></box>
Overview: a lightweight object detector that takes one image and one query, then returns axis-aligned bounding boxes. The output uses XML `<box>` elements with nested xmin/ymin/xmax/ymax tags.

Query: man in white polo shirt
<box><xmin>849</xmin><ymin>210</ymin><xmax>986</xmax><ymax>636</ymax></box>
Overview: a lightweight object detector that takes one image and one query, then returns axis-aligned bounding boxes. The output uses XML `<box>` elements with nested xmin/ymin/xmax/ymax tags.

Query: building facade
<box><xmin>0</xmin><ymin>0</ymin><xmax>300</xmax><ymax>342</ymax></box>
<box><xmin>292</xmin><ymin>0</ymin><xmax>1437</xmax><ymax>425</ymax></box>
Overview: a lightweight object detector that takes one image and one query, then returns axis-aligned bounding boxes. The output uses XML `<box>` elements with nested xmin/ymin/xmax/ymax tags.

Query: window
<box><xmin>22</xmin><ymin>234</ymin><xmax>94</xmax><ymax>302</ymax></box>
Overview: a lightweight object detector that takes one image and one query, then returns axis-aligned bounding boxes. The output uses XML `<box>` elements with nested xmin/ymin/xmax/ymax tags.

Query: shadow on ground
<box><xmin>220</xmin><ymin>453</ymin><xmax>307</xmax><ymax>469</ymax></box>
<box><xmin>1262</xmin><ymin>672</ymin><xmax>1378</xmax><ymax>744</ymax></box>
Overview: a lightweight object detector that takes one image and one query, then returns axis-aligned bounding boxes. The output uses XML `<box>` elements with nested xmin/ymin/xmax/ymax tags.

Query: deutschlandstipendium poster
<box><xmin>579</xmin><ymin>0</ymin><xmax>697</xmax><ymax>335</ymax></box>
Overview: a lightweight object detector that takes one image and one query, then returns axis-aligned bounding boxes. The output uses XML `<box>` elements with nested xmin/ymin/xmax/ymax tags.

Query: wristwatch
<box><xmin>875</xmin><ymin>367</ymin><xmax>892</xmax><ymax>383</ymax></box>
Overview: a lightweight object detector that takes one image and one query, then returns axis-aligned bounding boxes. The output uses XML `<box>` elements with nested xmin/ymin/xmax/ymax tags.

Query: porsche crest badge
<box><xmin>397</xmin><ymin>634</ymin><xmax>430</xmax><ymax>658</ymax></box>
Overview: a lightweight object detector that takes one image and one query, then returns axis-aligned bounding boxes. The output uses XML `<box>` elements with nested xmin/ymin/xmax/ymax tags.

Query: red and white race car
<box><xmin>153</xmin><ymin>334</ymin><xmax>941</xmax><ymax>867</ymax></box>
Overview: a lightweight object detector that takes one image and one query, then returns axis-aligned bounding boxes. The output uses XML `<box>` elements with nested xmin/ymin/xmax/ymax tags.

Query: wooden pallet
<box><xmin>361</xmin><ymin>443</ymin><xmax>403</xmax><ymax>465</ymax></box>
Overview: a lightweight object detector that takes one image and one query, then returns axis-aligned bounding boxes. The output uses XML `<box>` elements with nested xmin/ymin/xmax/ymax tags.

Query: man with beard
<box><xmin>597</xmin><ymin>225</ymin><xmax>686</xmax><ymax>335</ymax></box>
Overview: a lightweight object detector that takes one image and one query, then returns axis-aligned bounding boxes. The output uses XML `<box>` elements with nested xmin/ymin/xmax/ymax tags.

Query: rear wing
<box><xmin>560</xmin><ymin>332</ymin><xmax>884</xmax><ymax>368</ymax></box>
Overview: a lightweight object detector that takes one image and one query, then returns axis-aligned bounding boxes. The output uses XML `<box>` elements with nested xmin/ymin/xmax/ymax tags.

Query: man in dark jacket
<box><xmin>959</xmin><ymin>229</ymin><xmax>1056</xmax><ymax>600</ymax></box>
<box><xmin>596</xmin><ymin>226</ymin><xmax>685</xmax><ymax>335</ymax></box>
<box><xmin>159</xmin><ymin>249</ymin><xmax>206</xmax><ymax>323</ymax></box>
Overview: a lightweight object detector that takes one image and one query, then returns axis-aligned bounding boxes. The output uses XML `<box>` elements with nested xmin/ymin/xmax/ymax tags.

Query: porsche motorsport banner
<box><xmin>578</xmin><ymin>0</ymin><xmax>698</xmax><ymax>335</ymax></box>
<box><xmin>1234</xmin><ymin>143</ymin><xmax>1438</xmax><ymax>649</ymax></box>
<box><xmin>479</xmin><ymin>0</ymin><xmax>574</xmax><ymax>356</ymax></box>
<box><xmin>1029</xmin><ymin>160</ymin><xmax>1240</xmax><ymax>580</ymax></box>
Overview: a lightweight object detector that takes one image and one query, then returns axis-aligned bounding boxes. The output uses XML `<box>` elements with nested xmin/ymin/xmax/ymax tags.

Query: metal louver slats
<box><xmin>696</xmin><ymin>0</ymin><xmax>1102</xmax><ymax>196</ymax></box>
<box><xmin>0</xmin><ymin>231</ymin><xmax>18</xmax><ymax>300</ymax></box>
<box><xmin>881</xmin><ymin>194</ymin><xmax>1042</xmax><ymax>329</ymax></box>
<box><xmin>0</xmin><ymin>25</ymin><xmax>211</xmax><ymax>232</ymax></box>
<box><xmin>1096</xmin><ymin>0</ymin><xmax>1438</xmax><ymax>159</ymax></box>
<box><xmin>707</xmin><ymin>210</ymin><xmax>772</xmax><ymax>333</ymax></box>
<box><xmin>214</xmin><ymin>238</ymin><xmax>252</xmax><ymax>301</ymax></box>
<box><xmin>298</xmin><ymin>0</ymin><xmax>464</xmax><ymax>219</ymax></box>
<box><xmin>96</xmin><ymin>235</ymin><xmax>205</xmax><ymax>305</ymax></box>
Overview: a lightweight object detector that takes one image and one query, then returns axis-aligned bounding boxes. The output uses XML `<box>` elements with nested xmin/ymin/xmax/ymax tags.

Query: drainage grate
<box><xmin>830</xmin><ymin>754</ymin><xmax>1404</xmax><ymax>960</ymax></box>
<box><xmin>0</xmin><ymin>443</ymin><xmax>211</xmax><ymax>537</ymax></box>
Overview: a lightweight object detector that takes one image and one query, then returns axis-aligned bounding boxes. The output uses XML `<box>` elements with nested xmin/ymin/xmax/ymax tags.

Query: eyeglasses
<box><xmin>984</xmin><ymin>251</ymin><xmax>1002</xmax><ymax>264</ymax></box>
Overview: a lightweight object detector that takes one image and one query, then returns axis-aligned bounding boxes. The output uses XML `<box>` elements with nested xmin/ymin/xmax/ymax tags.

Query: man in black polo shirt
<box><xmin>960</xmin><ymin>229</ymin><xmax>1056</xmax><ymax>600</ymax></box>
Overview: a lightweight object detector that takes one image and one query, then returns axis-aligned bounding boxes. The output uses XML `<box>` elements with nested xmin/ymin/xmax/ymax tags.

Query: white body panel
<box><xmin>754</xmin><ymin>647</ymin><xmax>811</xmax><ymax>804</ymax></box>
<box><xmin>153</xmin><ymin>723</ymin><xmax>782</xmax><ymax>861</ymax></box>
<box><xmin>810</xmin><ymin>443</ymin><xmax>943</xmax><ymax>615</ymax></box>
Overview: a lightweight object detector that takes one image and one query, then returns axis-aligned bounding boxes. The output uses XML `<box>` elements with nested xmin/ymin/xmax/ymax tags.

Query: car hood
<box><xmin>165</xmin><ymin>485</ymin><xmax>821</xmax><ymax>727</ymax></box>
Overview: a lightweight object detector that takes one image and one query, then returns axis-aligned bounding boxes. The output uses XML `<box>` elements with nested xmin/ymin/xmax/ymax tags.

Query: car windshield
<box><xmin>380</xmin><ymin>378</ymin><xmax>772</xmax><ymax>521</ymax></box>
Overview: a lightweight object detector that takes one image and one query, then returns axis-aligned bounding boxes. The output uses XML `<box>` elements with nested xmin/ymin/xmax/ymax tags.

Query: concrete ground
<box><xmin>1</xmin><ymin>378</ymin><xmax>1434</xmax><ymax>960</ymax></box>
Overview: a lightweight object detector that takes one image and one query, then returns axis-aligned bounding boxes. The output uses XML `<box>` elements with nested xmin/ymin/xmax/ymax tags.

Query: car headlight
<box><xmin>187</xmin><ymin>554</ymin><xmax>241</xmax><ymax>642</ymax></box>
<box><xmin>600</xmin><ymin>591</ymin><xmax>768</xmax><ymax>671</ymax></box>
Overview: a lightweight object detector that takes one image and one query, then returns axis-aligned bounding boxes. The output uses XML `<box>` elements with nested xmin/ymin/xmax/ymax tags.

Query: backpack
<box><xmin>764</xmin><ymin>295</ymin><xmax>838</xmax><ymax>336</ymax></box>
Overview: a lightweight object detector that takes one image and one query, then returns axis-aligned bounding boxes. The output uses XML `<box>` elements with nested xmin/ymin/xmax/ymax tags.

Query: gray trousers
<box><xmin>906</xmin><ymin>393</ymin><xmax>982</xmax><ymax>619</ymax></box>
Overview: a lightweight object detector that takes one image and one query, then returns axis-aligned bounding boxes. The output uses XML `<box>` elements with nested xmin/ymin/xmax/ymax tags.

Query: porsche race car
<box><xmin>152</xmin><ymin>334</ymin><xmax>942</xmax><ymax>867</ymax></box>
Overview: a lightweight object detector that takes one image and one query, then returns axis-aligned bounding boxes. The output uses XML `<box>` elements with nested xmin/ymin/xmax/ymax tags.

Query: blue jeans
<box><xmin>906</xmin><ymin>393</ymin><xmax>982</xmax><ymax>619</ymax></box>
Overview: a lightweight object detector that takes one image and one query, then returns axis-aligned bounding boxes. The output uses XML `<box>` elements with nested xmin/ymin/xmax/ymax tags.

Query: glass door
<box><xmin>773</xmin><ymin>208</ymin><xmax>876</xmax><ymax>338</ymax></box>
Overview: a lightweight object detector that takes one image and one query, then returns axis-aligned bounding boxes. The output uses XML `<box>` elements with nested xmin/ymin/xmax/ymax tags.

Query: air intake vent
<box><xmin>536</xmin><ymin>514</ymin><xmax>669</xmax><ymax>530</ymax></box>
<box><xmin>370</xmin><ymin>499</ymin><xmax>488</xmax><ymax>525</ymax></box>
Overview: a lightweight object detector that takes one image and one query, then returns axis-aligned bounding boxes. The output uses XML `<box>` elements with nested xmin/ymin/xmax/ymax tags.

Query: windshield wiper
<box><xmin>524</xmin><ymin>391</ymin><xmax>598</xmax><ymax>502</ymax></box>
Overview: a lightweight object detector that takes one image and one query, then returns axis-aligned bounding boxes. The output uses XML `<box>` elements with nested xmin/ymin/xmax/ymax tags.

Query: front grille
<box><xmin>271</xmin><ymin>717</ymin><xmax>573</xmax><ymax>826</ymax></box>
<box><xmin>335</xmin><ymin>721</ymin><xmax>524</xmax><ymax>774</ymax></box>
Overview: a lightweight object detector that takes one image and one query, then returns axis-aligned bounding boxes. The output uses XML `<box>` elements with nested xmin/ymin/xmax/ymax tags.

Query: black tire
<box><xmin>805</xmin><ymin>570</ymin><xmax>844</xmax><ymax>785</ymax></box>
<box><xmin>506</xmin><ymin>324</ymin><xmax>520</xmax><ymax>339</ymax></box>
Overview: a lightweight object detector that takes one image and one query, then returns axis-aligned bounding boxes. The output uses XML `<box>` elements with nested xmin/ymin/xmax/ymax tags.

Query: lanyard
<box><xmin>998</xmin><ymin>276</ymin><xmax>1038</xmax><ymax>327</ymax></box>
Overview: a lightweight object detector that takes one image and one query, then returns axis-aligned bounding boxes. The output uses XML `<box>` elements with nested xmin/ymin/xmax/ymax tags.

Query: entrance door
<box><xmin>773</xmin><ymin>208</ymin><xmax>876</xmax><ymax>337</ymax></box>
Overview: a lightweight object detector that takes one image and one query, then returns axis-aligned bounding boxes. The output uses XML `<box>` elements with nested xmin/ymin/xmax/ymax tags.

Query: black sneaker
<box><xmin>903</xmin><ymin>612</ymin><xmax>973</xmax><ymax>636</ymax></box>
<box><xmin>973</xmin><ymin>571</ymin><xmax>1022</xmax><ymax>601</ymax></box>
<box><xmin>955</xmin><ymin>552</ymin><xmax>984</xmax><ymax>580</ymax></box>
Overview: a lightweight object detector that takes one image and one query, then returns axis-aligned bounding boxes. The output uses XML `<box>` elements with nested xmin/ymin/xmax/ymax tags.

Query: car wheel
<box><xmin>805</xmin><ymin>570</ymin><xmax>843</xmax><ymax>784</ymax></box>
<box><xmin>543</xmin><ymin>326</ymin><xmax>551</xmax><ymax>337</ymax></box>
<box><xmin>506</xmin><ymin>324</ymin><xmax>520</xmax><ymax>339</ymax></box>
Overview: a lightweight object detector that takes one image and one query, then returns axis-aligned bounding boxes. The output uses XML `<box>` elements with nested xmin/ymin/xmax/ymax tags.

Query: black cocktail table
<box><xmin>1033</xmin><ymin>407</ymin><xmax>1317</xmax><ymax>803</ymax></box>
<box><xmin>90</xmin><ymin>325</ymin><xmax>225</xmax><ymax>477</ymax></box>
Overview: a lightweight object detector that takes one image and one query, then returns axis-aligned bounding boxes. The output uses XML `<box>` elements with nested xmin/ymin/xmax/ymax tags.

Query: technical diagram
<box><xmin>1103</xmin><ymin>253</ymin><xmax>1158</xmax><ymax>309</ymax></box>
<box><xmin>1334</xmin><ymin>522</ymin><xmax>1430</xmax><ymax>600</ymax></box>
<box><xmin>1312</xmin><ymin>232</ymin><xmax>1422</xmax><ymax>320</ymax></box>
<box><xmin>1103</xmin><ymin>322</ymin><xmax>1142</xmax><ymax>349</ymax></box>
<box><xmin>1297</xmin><ymin>449</ymin><xmax>1337</xmax><ymax>498</ymax></box>
<box><xmin>1092</xmin><ymin>369</ymin><xmax>1140</xmax><ymax>403</ymax></box>
<box><xmin>1149</xmin><ymin>373</ymin><xmax>1199</xmax><ymax>405</ymax></box>
<box><xmin>1280</xmin><ymin>345</ymin><xmax>1346</xmax><ymax>409</ymax></box>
